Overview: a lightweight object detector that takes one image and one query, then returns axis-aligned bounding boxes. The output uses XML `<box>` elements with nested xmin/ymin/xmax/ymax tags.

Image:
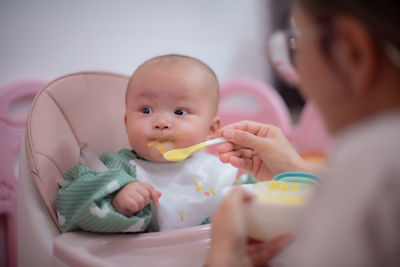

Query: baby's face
<box><xmin>125</xmin><ymin>61</ymin><xmax>219</xmax><ymax>162</ymax></box>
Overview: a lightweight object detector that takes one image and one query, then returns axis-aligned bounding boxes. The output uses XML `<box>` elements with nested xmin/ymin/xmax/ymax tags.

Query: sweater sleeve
<box><xmin>56</xmin><ymin>149</ymin><xmax>152</xmax><ymax>233</ymax></box>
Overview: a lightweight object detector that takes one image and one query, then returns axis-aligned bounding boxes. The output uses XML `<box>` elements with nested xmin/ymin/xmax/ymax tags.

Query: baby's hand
<box><xmin>112</xmin><ymin>182</ymin><xmax>162</xmax><ymax>217</ymax></box>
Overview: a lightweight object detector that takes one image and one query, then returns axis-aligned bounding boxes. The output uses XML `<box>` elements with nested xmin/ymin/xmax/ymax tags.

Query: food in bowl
<box><xmin>244</xmin><ymin>180</ymin><xmax>316</xmax><ymax>240</ymax></box>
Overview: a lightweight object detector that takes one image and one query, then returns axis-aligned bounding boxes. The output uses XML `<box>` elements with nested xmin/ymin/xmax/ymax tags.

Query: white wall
<box><xmin>0</xmin><ymin>0</ymin><xmax>272</xmax><ymax>87</ymax></box>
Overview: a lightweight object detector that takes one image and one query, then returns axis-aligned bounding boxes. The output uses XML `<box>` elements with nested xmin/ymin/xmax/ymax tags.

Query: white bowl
<box><xmin>223</xmin><ymin>182</ymin><xmax>315</xmax><ymax>241</ymax></box>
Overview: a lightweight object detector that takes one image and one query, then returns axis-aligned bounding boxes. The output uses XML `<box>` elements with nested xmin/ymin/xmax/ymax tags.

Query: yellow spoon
<box><xmin>163</xmin><ymin>137</ymin><xmax>227</xmax><ymax>162</ymax></box>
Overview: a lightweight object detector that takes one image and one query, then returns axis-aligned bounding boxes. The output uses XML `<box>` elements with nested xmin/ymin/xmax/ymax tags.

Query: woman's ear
<box><xmin>207</xmin><ymin>116</ymin><xmax>221</xmax><ymax>139</ymax></box>
<box><xmin>332</xmin><ymin>16</ymin><xmax>378</xmax><ymax>96</ymax></box>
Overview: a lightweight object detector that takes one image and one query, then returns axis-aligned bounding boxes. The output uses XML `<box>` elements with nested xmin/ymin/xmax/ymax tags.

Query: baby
<box><xmin>56</xmin><ymin>54</ymin><xmax>257</xmax><ymax>233</ymax></box>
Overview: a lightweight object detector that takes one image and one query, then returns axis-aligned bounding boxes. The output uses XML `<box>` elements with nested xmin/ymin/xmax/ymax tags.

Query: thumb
<box><xmin>223</xmin><ymin>129</ymin><xmax>267</xmax><ymax>151</ymax></box>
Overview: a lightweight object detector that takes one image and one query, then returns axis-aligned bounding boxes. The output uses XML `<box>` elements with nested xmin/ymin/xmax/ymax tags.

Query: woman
<box><xmin>207</xmin><ymin>0</ymin><xmax>400</xmax><ymax>266</ymax></box>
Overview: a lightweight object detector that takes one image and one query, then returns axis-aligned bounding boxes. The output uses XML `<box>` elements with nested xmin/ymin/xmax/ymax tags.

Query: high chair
<box><xmin>18</xmin><ymin>72</ymin><xmax>333</xmax><ymax>266</ymax></box>
<box><xmin>0</xmin><ymin>80</ymin><xmax>46</xmax><ymax>267</ymax></box>
<box><xmin>18</xmin><ymin>71</ymin><xmax>211</xmax><ymax>266</ymax></box>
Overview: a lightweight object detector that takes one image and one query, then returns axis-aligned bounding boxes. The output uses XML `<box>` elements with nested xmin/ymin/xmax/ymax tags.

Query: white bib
<box><xmin>131</xmin><ymin>152</ymin><xmax>237</xmax><ymax>231</ymax></box>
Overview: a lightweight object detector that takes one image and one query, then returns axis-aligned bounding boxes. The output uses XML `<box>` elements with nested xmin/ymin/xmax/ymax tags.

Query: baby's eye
<box><xmin>174</xmin><ymin>109</ymin><xmax>188</xmax><ymax>116</ymax></box>
<box><xmin>141</xmin><ymin>107</ymin><xmax>152</xmax><ymax>114</ymax></box>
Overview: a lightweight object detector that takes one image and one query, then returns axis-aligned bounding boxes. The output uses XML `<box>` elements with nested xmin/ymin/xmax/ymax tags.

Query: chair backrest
<box><xmin>0</xmin><ymin>80</ymin><xmax>46</xmax><ymax>267</ymax></box>
<box><xmin>289</xmin><ymin>101</ymin><xmax>333</xmax><ymax>156</ymax></box>
<box><xmin>25</xmin><ymin>72</ymin><xmax>130</xmax><ymax>227</ymax></box>
<box><xmin>217</xmin><ymin>78</ymin><xmax>292</xmax><ymax>134</ymax></box>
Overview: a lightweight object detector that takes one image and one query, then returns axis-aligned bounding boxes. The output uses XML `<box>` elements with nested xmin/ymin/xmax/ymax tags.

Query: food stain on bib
<box><xmin>192</xmin><ymin>176</ymin><xmax>203</xmax><ymax>192</ymax></box>
<box><xmin>178</xmin><ymin>209</ymin><xmax>184</xmax><ymax>222</ymax></box>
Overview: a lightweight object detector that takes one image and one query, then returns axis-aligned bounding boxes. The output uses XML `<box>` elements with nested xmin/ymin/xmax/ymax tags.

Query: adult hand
<box><xmin>112</xmin><ymin>182</ymin><xmax>162</xmax><ymax>217</ymax></box>
<box><xmin>218</xmin><ymin>120</ymin><xmax>313</xmax><ymax>181</ymax></box>
<box><xmin>206</xmin><ymin>187</ymin><xmax>292</xmax><ymax>267</ymax></box>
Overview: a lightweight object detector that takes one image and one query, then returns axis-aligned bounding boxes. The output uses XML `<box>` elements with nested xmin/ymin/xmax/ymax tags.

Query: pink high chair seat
<box><xmin>20</xmin><ymin>71</ymin><xmax>211</xmax><ymax>266</ymax></box>
<box><xmin>218</xmin><ymin>78</ymin><xmax>292</xmax><ymax>133</ymax></box>
<box><xmin>25</xmin><ymin>71</ymin><xmax>131</xmax><ymax>226</ymax></box>
<box><xmin>0</xmin><ymin>80</ymin><xmax>46</xmax><ymax>267</ymax></box>
<box><xmin>289</xmin><ymin>101</ymin><xmax>333</xmax><ymax>159</ymax></box>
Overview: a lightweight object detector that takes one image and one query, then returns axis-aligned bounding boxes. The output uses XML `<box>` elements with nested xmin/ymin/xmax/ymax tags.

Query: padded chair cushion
<box><xmin>25</xmin><ymin>72</ymin><xmax>131</xmax><ymax>226</ymax></box>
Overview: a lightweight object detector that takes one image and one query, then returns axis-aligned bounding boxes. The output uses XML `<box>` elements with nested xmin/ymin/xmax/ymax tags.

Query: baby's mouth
<box><xmin>146</xmin><ymin>139</ymin><xmax>176</xmax><ymax>155</ymax></box>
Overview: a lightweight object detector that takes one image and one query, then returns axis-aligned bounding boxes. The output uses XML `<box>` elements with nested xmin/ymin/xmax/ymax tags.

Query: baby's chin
<box><xmin>142</xmin><ymin>139</ymin><xmax>177</xmax><ymax>162</ymax></box>
<box><xmin>134</xmin><ymin>148</ymin><xmax>171</xmax><ymax>163</ymax></box>
<box><xmin>143</xmin><ymin>153</ymin><xmax>170</xmax><ymax>163</ymax></box>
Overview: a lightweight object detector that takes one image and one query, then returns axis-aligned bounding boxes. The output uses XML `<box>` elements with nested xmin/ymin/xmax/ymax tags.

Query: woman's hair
<box><xmin>295</xmin><ymin>0</ymin><xmax>400</xmax><ymax>49</ymax></box>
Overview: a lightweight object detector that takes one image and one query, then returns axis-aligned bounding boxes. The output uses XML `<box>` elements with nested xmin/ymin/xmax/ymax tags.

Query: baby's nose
<box><xmin>153</xmin><ymin>120</ymin><xmax>171</xmax><ymax>130</ymax></box>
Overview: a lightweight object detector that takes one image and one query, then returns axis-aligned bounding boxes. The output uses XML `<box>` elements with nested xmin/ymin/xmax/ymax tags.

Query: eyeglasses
<box><xmin>267</xmin><ymin>27</ymin><xmax>400</xmax><ymax>87</ymax></box>
<box><xmin>267</xmin><ymin>28</ymin><xmax>300</xmax><ymax>87</ymax></box>
<box><xmin>384</xmin><ymin>43</ymin><xmax>400</xmax><ymax>70</ymax></box>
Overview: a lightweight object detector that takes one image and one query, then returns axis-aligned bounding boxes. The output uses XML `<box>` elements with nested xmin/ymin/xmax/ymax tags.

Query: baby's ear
<box><xmin>208</xmin><ymin>116</ymin><xmax>221</xmax><ymax>139</ymax></box>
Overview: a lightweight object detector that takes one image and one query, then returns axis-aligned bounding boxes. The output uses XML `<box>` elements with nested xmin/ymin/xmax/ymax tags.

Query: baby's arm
<box><xmin>56</xmin><ymin>149</ymin><xmax>156</xmax><ymax>233</ymax></box>
<box><xmin>112</xmin><ymin>182</ymin><xmax>162</xmax><ymax>217</ymax></box>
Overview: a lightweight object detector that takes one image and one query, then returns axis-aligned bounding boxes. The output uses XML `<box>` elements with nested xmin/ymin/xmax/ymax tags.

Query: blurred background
<box><xmin>0</xmin><ymin>0</ymin><xmax>303</xmax><ymax>110</ymax></box>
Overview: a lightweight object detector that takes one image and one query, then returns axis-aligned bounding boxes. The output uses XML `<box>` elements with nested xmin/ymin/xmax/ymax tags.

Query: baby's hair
<box><xmin>139</xmin><ymin>54</ymin><xmax>218</xmax><ymax>82</ymax></box>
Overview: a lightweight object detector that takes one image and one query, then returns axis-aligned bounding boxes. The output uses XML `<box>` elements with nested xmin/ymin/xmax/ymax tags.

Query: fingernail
<box><xmin>224</xmin><ymin>130</ymin><xmax>235</xmax><ymax>140</ymax></box>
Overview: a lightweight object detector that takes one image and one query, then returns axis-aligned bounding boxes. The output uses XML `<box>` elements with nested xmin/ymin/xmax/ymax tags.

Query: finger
<box><xmin>218</xmin><ymin>142</ymin><xmax>255</xmax><ymax>157</ymax></box>
<box><xmin>247</xmin><ymin>234</ymin><xmax>293</xmax><ymax>265</ymax></box>
<box><xmin>247</xmin><ymin>237</ymin><xmax>264</xmax><ymax>245</ymax></box>
<box><xmin>219</xmin><ymin>147</ymin><xmax>255</xmax><ymax>165</ymax></box>
<box><xmin>140</xmin><ymin>183</ymin><xmax>162</xmax><ymax>205</ymax></box>
<box><xmin>224</xmin><ymin>186</ymin><xmax>254</xmax><ymax>206</ymax></box>
<box><xmin>122</xmin><ymin>197</ymin><xmax>139</xmax><ymax>215</ymax></box>
<box><xmin>128</xmin><ymin>192</ymin><xmax>146</xmax><ymax>211</ymax></box>
<box><xmin>234</xmin><ymin>120</ymin><xmax>278</xmax><ymax>137</ymax></box>
<box><xmin>218</xmin><ymin>123</ymin><xmax>239</xmax><ymax>136</ymax></box>
<box><xmin>120</xmin><ymin>207</ymin><xmax>135</xmax><ymax>217</ymax></box>
<box><xmin>150</xmin><ymin>188</ymin><xmax>162</xmax><ymax>206</ymax></box>
<box><xmin>220</xmin><ymin>152</ymin><xmax>252</xmax><ymax>171</ymax></box>
<box><xmin>112</xmin><ymin>195</ymin><xmax>134</xmax><ymax>217</ymax></box>
<box><xmin>218</xmin><ymin>151</ymin><xmax>238</xmax><ymax>164</ymax></box>
<box><xmin>227</xmin><ymin>155</ymin><xmax>256</xmax><ymax>172</ymax></box>
<box><xmin>227</xmin><ymin>155</ymin><xmax>248</xmax><ymax>170</ymax></box>
<box><xmin>212</xmin><ymin>187</ymin><xmax>251</xmax><ymax>236</ymax></box>
<box><xmin>218</xmin><ymin>152</ymin><xmax>230</xmax><ymax>163</ymax></box>
<box><xmin>217</xmin><ymin>141</ymin><xmax>253</xmax><ymax>158</ymax></box>
<box><xmin>208</xmin><ymin>187</ymin><xmax>255</xmax><ymax>266</ymax></box>
<box><xmin>222</xmin><ymin>129</ymin><xmax>270</xmax><ymax>153</ymax></box>
<box><xmin>133</xmin><ymin>185</ymin><xmax>152</xmax><ymax>202</ymax></box>
<box><xmin>216</xmin><ymin>142</ymin><xmax>234</xmax><ymax>154</ymax></box>
<box><xmin>219</xmin><ymin>120</ymin><xmax>260</xmax><ymax>135</ymax></box>
<box><xmin>268</xmin><ymin>234</ymin><xmax>294</xmax><ymax>257</ymax></box>
<box><xmin>233</xmin><ymin>148</ymin><xmax>256</xmax><ymax>159</ymax></box>
<box><xmin>247</xmin><ymin>242</ymin><xmax>274</xmax><ymax>265</ymax></box>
